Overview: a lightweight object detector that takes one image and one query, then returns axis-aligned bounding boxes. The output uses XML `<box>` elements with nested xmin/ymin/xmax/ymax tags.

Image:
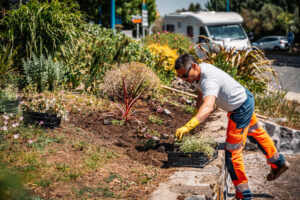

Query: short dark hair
<box><xmin>175</xmin><ymin>54</ymin><xmax>197</xmax><ymax>70</ymax></box>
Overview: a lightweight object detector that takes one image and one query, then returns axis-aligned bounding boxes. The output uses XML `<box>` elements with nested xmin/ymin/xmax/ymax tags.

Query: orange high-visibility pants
<box><xmin>225</xmin><ymin>89</ymin><xmax>285</xmax><ymax>200</ymax></box>
<box><xmin>226</xmin><ymin>111</ymin><xmax>284</xmax><ymax>199</ymax></box>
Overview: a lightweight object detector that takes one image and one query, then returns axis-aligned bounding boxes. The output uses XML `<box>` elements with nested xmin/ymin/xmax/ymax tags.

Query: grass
<box><xmin>255</xmin><ymin>90</ymin><xmax>300</xmax><ymax>129</ymax></box>
<box><xmin>148</xmin><ymin>115</ymin><xmax>164</xmax><ymax>124</ymax></box>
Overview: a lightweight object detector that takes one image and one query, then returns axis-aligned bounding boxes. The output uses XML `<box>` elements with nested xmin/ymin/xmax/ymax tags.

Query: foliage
<box><xmin>178</xmin><ymin>135</ymin><xmax>217</xmax><ymax>158</ymax></box>
<box><xmin>0</xmin><ymin>44</ymin><xmax>17</xmax><ymax>78</ymax></box>
<box><xmin>101</xmin><ymin>62</ymin><xmax>160</xmax><ymax>100</ymax></box>
<box><xmin>0</xmin><ymin>0</ymin><xmax>85</xmax><ymax>67</ymax></box>
<box><xmin>115</xmin><ymin>76</ymin><xmax>147</xmax><ymax>122</ymax></box>
<box><xmin>56</xmin><ymin>25</ymin><xmax>156</xmax><ymax>92</ymax></box>
<box><xmin>148</xmin><ymin>115</ymin><xmax>164</xmax><ymax>125</ymax></box>
<box><xmin>206</xmin><ymin>0</ymin><xmax>299</xmax><ymax>40</ymax></box>
<box><xmin>205</xmin><ymin>0</ymin><xmax>298</xmax><ymax>14</ymax></box>
<box><xmin>144</xmin><ymin>32</ymin><xmax>195</xmax><ymax>55</ymax></box>
<box><xmin>21</xmin><ymin>94</ymin><xmax>67</xmax><ymax>118</ymax></box>
<box><xmin>147</xmin><ymin>43</ymin><xmax>178</xmax><ymax>83</ymax></box>
<box><xmin>198</xmin><ymin>43</ymin><xmax>275</xmax><ymax>93</ymax></box>
<box><xmin>255</xmin><ymin>90</ymin><xmax>300</xmax><ymax>129</ymax></box>
<box><xmin>0</xmin><ymin>171</ymin><xmax>28</xmax><ymax>200</ymax></box>
<box><xmin>22</xmin><ymin>54</ymin><xmax>67</xmax><ymax>92</ymax></box>
<box><xmin>0</xmin><ymin>84</ymin><xmax>19</xmax><ymax>113</ymax></box>
<box><xmin>76</xmin><ymin>0</ymin><xmax>157</xmax><ymax>30</ymax></box>
<box><xmin>177</xmin><ymin>3</ymin><xmax>202</xmax><ymax>12</ymax></box>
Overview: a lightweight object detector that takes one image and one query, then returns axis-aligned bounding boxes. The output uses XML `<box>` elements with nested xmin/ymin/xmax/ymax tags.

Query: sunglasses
<box><xmin>179</xmin><ymin>65</ymin><xmax>192</xmax><ymax>79</ymax></box>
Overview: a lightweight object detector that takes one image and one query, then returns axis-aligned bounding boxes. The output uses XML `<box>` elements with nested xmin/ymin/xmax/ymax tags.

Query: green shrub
<box><xmin>56</xmin><ymin>25</ymin><xmax>156</xmax><ymax>92</ymax></box>
<box><xmin>22</xmin><ymin>54</ymin><xmax>67</xmax><ymax>92</ymax></box>
<box><xmin>144</xmin><ymin>32</ymin><xmax>196</xmax><ymax>55</ymax></box>
<box><xmin>0</xmin><ymin>44</ymin><xmax>17</xmax><ymax>78</ymax></box>
<box><xmin>0</xmin><ymin>0</ymin><xmax>84</xmax><ymax>67</ymax></box>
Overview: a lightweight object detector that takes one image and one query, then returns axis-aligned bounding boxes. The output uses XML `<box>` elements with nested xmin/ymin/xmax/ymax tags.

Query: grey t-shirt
<box><xmin>195</xmin><ymin>63</ymin><xmax>247</xmax><ymax>112</ymax></box>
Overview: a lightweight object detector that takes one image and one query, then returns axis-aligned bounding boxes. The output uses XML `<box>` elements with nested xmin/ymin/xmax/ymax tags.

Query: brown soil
<box><xmin>32</xmin><ymin>99</ymin><xmax>212</xmax><ymax>200</ymax></box>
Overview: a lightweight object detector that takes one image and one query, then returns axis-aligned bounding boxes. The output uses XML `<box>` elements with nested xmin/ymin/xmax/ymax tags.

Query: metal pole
<box><xmin>227</xmin><ymin>0</ymin><xmax>229</xmax><ymax>12</ymax></box>
<box><xmin>137</xmin><ymin>23</ymin><xmax>139</xmax><ymax>39</ymax></box>
<box><xmin>142</xmin><ymin>27</ymin><xmax>145</xmax><ymax>39</ymax></box>
<box><xmin>111</xmin><ymin>0</ymin><xmax>115</xmax><ymax>29</ymax></box>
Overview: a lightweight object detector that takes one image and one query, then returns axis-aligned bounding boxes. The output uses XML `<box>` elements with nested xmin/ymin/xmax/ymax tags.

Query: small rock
<box><xmin>275</xmin><ymin>118</ymin><xmax>288</xmax><ymax>123</ymax></box>
<box><xmin>163</xmin><ymin>109</ymin><xmax>171</xmax><ymax>116</ymax></box>
<box><xmin>185</xmin><ymin>99</ymin><xmax>193</xmax><ymax>104</ymax></box>
<box><xmin>280</xmin><ymin>141</ymin><xmax>294</xmax><ymax>151</ymax></box>
<box><xmin>185</xmin><ymin>196</ymin><xmax>204</xmax><ymax>200</ymax></box>
<box><xmin>152</xmin><ymin>136</ymin><xmax>160</xmax><ymax>143</ymax></box>
<box><xmin>161</xmin><ymin>133</ymin><xmax>169</xmax><ymax>139</ymax></box>
<box><xmin>280</xmin><ymin>127</ymin><xmax>294</xmax><ymax>138</ymax></box>
<box><xmin>103</xmin><ymin>119</ymin><xmax>110</xmax><ymax>125</ymax></box>
<box><xmin>157</xmin><ymin>145</ymin><xmax>165</xmax><ymax>152</ymax></box>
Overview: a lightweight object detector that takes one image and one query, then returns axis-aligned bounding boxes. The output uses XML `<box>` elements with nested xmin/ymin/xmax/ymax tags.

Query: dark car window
<box><xmin>269</xmin><ymin>38</ymin><xmax>278</xmax><ymax>42</ymax></box>
<box><xmin>187</xmin><ymin>26</ymin><xmax>193</xmax><ymax>38</ymax></box>
<box><xmin>166</xmin><ymin>24</ymin><xmax>175</xmax><ymax>32</ymax></box>
<box><xmin>198</xmin><ymin>26</ymin><xmax>208</xmax><ymax>43</ymax></box>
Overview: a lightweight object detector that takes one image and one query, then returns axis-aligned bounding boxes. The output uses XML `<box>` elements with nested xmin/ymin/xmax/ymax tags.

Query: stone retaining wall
<box><xmin>245</xmin><ymin>120</ymin><xmax>300</xmax><ymax>154</ymax></box>
<box><xmin>149</xmin><ymin>151</ymin><xmax>227</xmax><ymax>200</ymax></box>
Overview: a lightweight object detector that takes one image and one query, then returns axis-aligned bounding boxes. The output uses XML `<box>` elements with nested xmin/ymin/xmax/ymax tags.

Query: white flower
<box><xmin>19</xmin><ymin>116</ymin><xmax>24</xmax><ymax>121</ymax></box>
<box><xmin>3</xmin><ymin>115</ymin><xmax>9</xmax><ymax>120</ymax></box>
<box><xmin>14</xmin><ymin>134</ymin><xmax>19</xmax><ymax>139</ymax></box>
<box><xmin>78</xmin><ymin>108</ymin><xmax>82</xmax><ymax>111</ymax></box>
<box><xmin>28</xmin><ymin>140</ymin><xmax>34</xmax><ymax>144</ymax></box>
<box><xmin>12</xmin><ymin>123</ymin><xmax>16</xmax><ymax>127</ymax></box>
<box><xmin>15</xmin><ymin>122</ymin><xmax>19</xmax><ymax>127</ymax></box>
<box><xmin>8</xmin><ymin>113</ymin><xmax>13</xmax><ymax>117</ymax></box>
<box><xmin>4</xmin><ymin>121</ymin><xmax>8</xmax><ymax>125</ymax></box>
<box><xmin>2</xmin><ymin>126</ymin><xmax>7</xmax><ymax>131</ymax></box>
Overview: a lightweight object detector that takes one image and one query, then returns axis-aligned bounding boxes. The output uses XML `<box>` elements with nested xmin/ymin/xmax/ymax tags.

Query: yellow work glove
<box><xmin>175</xmin><ymin>117</ymin><xmax>200</xmax><ymax>142</ymax></box>
<box><xmin>192</xmin><ymin>108</ymin><xmax>199</xmax><ymax>117</ymax></box>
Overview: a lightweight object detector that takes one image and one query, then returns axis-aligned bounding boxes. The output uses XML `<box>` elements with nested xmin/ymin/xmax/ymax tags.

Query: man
<box><xmin>174</xmin><ymin>54</ymin><xmax>289</xmax><ymax>200</ymax></box>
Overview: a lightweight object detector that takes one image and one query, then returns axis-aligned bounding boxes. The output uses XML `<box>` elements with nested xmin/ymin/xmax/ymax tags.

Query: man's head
<box><xmin>175</xmin><ymin>54</ymin><xmax>200</xmax><ymax>83</ymax></box>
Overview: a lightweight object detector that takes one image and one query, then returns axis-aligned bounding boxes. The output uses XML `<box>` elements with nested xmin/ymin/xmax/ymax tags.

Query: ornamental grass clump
<box><xmin>178</xmin><ymin>135</ymin><xmax>217</xmax><ymax>158</ymax></box>
<box><xmin>101</xmin><ymin>62</ymin><xmax>160</xmax><ymax>100</ymax></box>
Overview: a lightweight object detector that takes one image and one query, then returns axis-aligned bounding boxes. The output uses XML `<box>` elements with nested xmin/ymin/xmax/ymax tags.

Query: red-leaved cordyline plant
<box><xmin>115</xmin><ymin>76</ymin><xmax>148</xmax><ymax>122</ymax></box>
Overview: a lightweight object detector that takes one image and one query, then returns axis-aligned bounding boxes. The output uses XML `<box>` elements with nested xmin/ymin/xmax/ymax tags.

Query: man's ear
<box><xmin>192</xmin><ymin>63</ymin><xmax>197</xmax><ymax>69</ymax></box>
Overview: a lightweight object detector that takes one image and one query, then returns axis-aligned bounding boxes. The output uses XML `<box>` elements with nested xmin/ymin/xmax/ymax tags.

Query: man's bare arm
<box><xmin>194</xmin><ymin>95</ymin><xmax>216</xmax><ymax>123</ymax></box>
<box><xmin>195</xmin><ymin>90</ymin><xmax>204</xmax><ymax>109</ymax></box>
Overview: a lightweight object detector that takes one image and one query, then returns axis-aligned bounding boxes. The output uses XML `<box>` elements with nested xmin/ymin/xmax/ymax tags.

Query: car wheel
<box><xmin>274</xmin><ymin>46</ymin><xmax>280</xmax><ymax>51</ymax></box>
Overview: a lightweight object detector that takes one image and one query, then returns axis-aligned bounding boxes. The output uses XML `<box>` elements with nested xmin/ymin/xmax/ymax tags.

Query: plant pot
<box><xmin>23</xmin><ymin>111</ymin><xmax>61</xmax><ymax>129</ymax></box>
<box><xmin>0</xmin><ymin>97</ymin><xmax>20</xmax><ymax>114</ymax></box>
<box><xmin>166</xmin><ymin>146</ymin><xmax>218</xmax><ymax>168</ymax></box>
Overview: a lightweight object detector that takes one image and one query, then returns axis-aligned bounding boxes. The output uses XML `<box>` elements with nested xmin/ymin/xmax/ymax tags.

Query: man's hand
<box><xmin>174</xmin><ymin>117</ymin><xmax>200</xmax><ymax>142</ymax></box>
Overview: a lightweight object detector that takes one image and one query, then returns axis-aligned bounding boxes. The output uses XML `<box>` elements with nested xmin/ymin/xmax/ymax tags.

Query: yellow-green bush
<box><xmin>147</xmin><ymin>43</ymin><xmax>178</xmax><ymax>84</ymax></box>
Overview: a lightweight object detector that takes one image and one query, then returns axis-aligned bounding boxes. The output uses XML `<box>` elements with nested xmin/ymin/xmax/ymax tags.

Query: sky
<box><xmin>156</xmin><ymin>0</ymin><xmax>210</xmax><ymax>16</ymax></box>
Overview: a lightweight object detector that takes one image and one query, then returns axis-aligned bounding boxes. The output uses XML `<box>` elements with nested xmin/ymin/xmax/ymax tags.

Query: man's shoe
<box><xmin>267</xmin><ymin>160</ymin><xmax>290</xmax><ymax>181</ymax></box>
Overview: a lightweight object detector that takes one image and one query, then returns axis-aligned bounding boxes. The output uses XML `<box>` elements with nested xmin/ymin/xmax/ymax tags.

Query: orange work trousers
<box><xmin>226</xmin><ymin>111</ymin><xmax>281</xmax><ymax>199</ymax></box>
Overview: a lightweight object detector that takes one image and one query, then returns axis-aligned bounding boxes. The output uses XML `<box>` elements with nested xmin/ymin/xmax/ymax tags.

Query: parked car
<box><xmin>252</xmin><ymin>36</ymin><xmax>289</xmax><ymax>50</ymax></box>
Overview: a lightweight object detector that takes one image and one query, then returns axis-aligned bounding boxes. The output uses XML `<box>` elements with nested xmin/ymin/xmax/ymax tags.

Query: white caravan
<box><xmin>164</xmin><ymin>11</ymin><xmax>251</xmax><ymax>50</ymax></box>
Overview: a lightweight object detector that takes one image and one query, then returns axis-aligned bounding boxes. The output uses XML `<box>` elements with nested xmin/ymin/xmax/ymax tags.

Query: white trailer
<box><xmin>164</xmin><ymin>11</ymin><xmax>251</xmax><ymax>50</ymax></box>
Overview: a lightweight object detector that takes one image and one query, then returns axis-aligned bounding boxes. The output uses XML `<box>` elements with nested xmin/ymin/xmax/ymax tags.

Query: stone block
<box><xmin>280</xmin><ymin>141</ymin><xmax>294</xmax><ymax>151</ymax></box>
<box><xmin>280</xmin><ymin>127</ymin><xmax>294</xmax><ymax>138</ymax></box>
<box><xmin>295</xmin><ymin>131</ymin><xmax>300</xmax><ymax>139</ymax></box>
<box><xmin>264</xmin><ymin>122</ymin><xmax>276</xmax><ymax>137</ymax></box>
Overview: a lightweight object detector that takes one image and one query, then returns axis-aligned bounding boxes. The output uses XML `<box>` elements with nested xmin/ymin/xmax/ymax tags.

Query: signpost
<box><xmin>132</xmin><ymin>15</ymin><xmax>142</xmax><ymax>39</ymax></box>
<box><xmin>142</xmin><ymin>0</ymin><xmax>148</xmax><ymax>39</ymax></box>
<box><xmin>287</xmin><ymin>32</ymin><xmax>294</xmax><ymax>52</ymax></box>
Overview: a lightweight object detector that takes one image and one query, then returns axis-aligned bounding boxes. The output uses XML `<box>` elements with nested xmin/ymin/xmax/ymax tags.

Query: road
<box><xmin>266</xmin><ymin>54</ymin><xmax>300</xmax><ymax>101</ymax></box>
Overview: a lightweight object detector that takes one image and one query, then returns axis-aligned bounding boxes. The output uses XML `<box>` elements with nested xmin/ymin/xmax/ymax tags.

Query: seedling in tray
<box><xmin>167</xmin><ymin>136</ymin><xmax>218</xmax><ymax>168</ymax></box>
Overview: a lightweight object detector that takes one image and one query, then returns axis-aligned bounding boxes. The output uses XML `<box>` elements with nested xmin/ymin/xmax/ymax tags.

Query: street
<box><xmin>266</xmin><ymin>54</ymin><xmax>300</xmax><ymax>101</ymax></box>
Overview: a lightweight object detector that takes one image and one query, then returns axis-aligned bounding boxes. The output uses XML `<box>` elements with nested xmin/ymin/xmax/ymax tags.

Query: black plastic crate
<box><xmin>0</xmin><ymin>97</ymin><xmax>20</xmax><ymax>114</ymax></box>
<box><xmin>23</xmin><ymin>111</ymin><xmax>61</xmax><ymax>129</ymax></box>
<box><xmin>167</xmin><ymin>147</ymin><xmax>218</xmax><ymax>168</ymax></box>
